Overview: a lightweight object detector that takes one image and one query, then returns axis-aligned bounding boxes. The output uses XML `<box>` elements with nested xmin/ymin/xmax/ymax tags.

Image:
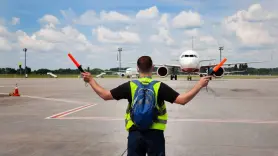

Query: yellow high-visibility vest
<box><xmin>125</xmin><ymin>77</ymin><xmax>168</xmax><ymax>131</ymax></box>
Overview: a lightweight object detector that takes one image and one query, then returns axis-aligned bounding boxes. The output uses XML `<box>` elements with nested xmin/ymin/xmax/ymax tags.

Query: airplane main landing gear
<box><xmin>170</xmin><ymin>75</ymin><xmax>177</xmax><ymax>80</ymax></box>
<box><xmin>187</xmin><ymin>76</ymin><xmax>192</xmax><ymax>81</ymax></box>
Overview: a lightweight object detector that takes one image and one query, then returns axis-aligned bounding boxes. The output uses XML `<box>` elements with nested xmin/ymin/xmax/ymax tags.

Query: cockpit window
<box><xmin>181</xmin><ymin>54</ymin><xmax>197</xmax><ymax>58</ymax></box>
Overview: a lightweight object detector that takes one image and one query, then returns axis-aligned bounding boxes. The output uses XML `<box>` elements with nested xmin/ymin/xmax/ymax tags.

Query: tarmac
<box><xmin>1</xmin><ymin>77</ymin><xmax>278</xmax><ymax>156</ymax></box>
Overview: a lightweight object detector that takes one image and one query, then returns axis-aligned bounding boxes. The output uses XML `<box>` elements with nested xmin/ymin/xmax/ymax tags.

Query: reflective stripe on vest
<box><xmin>125</xmin><ymin>77</ymin><xmax>168</xmax><ymax>131</ymax></box>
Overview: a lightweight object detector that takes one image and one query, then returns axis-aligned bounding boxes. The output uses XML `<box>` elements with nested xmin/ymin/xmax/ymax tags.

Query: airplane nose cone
<box><xmin>180</xmin><ymin>58</ymin><xmax>198</xmax><ymax>68</ymax></box>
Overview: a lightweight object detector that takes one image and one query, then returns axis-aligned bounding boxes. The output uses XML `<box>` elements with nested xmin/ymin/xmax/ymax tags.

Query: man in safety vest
<box><xmin>82</xmin><ymin>56</ymin><xmax>211</xmax><ymax>156</ymax></box>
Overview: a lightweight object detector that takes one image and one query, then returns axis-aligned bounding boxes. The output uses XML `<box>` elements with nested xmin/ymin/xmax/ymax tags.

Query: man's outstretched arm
<box><xmin>82</xmin><ymin>72</ymin><xmax>113</xmax><ymax>101</ymax></box>
<box><xmin>174</xmin><ymin>76</ymin><xmax>211</xmax><ymax>105</ymax></box>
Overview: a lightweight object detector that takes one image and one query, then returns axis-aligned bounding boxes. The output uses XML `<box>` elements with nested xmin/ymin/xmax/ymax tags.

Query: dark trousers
<box><xmin>127</xmin><ymin>129</ymin><xmax>165</xmax><ymax>156</ymax></box>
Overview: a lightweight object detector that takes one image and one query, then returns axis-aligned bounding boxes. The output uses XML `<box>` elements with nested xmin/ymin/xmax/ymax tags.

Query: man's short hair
<box><xmin>137</xmin><ymin>56</ymin><xmax>153</xmax><ymax>73</ymax></box>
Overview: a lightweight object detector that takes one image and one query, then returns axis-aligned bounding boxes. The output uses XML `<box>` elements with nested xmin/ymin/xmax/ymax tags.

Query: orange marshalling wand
<box><xmin>213</xmin><ymin>58</ymin><xmax>227</xmax><ymax>73</ymax></box>
<box><xmin>68</xmin><ymin>53</ymin><xmax>85</xmax><ymax>73</ymax></box>
<box><xmin>206</xmin><ymin>58</ymin><xmax>227</xmax><ymax>92</ymax></box>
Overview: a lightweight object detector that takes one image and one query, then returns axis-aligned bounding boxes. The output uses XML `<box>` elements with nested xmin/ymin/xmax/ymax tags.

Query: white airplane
<box><xmin>47</xmin><ymin>72</ymin><xmax>58</xmax><ymax>78</ymax></box>
<box><xmin>96</xmin><ymin>72</ymin><xmax>106</xmax><ymax>78</ymax></box>
<box><xmin>154</xmin><ymin>49</ymin><xmax>265</xmax><ymax>81</ymax></box>
<box><xmin>117</xmin><ymin>67</ymin><xmax>139</xmax><ymax>78</ymax></box>
<box><xmin>102</xmin><ymin>67</ymin><xmax>139</xmax><ymax>78</ymax></box>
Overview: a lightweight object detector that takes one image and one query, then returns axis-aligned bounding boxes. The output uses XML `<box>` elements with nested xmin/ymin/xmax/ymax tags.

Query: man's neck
<box><xmin>139</xmin><ymin>73</ymin><xmax>152</xmax><ymax>78</ymax></box>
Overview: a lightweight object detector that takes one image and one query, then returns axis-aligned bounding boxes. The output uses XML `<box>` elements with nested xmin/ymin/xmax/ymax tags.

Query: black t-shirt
<box><xmin>110</xmin><ymin>81</ymin><xmax>180</xmax><ymax>105</ymax></box>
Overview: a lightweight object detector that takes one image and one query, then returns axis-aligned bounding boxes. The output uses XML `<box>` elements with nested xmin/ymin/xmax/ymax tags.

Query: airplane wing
<box><xmin>200</xmin><ymin>61</ymin><xmax>266</xmax><ymax>68</ymax></box>
<box><xmin>199</xmin><ymin>59</ymin><xmax>216</xmax><ymax>63</ymax></box>
<box><xmin>224</xmin><ymin>70</ymin><xmax>247</xmax><ymax>74</ymax></box>
<box><xmin>130</xmin><ymin>61</ymin><xmax>181</xmax><ymax>68</ymax></box>
<box><xmin>153</xmin><ymin>63</ymin><xmax>180</xmax><ymax>67</ymax></box>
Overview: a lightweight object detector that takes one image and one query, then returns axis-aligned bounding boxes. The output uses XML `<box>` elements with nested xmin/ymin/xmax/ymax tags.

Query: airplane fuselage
<box><xmin>125</xmin><ymin>67</ymin><xmax>138</xmax><ymax>77</ymax></box>
<box><xmin>178</xmin><ymin>50</ymin><xmax>201</xmax><ymax>73</ymax></box>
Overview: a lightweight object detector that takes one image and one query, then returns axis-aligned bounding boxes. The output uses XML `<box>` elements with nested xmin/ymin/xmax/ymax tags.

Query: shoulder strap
<box><xmin>131</xmin><ymin>80</ymin><xmax>144</xmax><ymax>88</ymax></box>
<box><xmin>147</xmin><ymin>80</ymin><xmax>159</xmax><ymax>87</ymax></box>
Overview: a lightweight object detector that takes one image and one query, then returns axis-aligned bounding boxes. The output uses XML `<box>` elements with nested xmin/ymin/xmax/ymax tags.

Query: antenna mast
<box><xmin>192</xmin><ymin>36</ymin><xmax>194</xmax><ymax>50</ymax></box>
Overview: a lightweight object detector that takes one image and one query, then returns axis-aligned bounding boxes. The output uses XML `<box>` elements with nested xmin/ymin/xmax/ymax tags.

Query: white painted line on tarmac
<box><xmin>51</xmin><ymin>116</ymin><xmax>278</xmax><ymax>124</ymax></box>
<box><xmin>20</xmin><ymin>95</ymin><xmax>88</xmax><ymax>104</ymax></box>
<box><xmin>45</xmin><ymin>104</ymin><xmax>98</xmax><ymax>119</ymax></box>
<box><xmin>168</xmin><ymin>118</ymin><xmax>278</xmax><ymax>124</ymax></box>
<box><xmin>0</xmin><ymin>93</ymin><xmax>91</xmax><ymax>104</ymax></box>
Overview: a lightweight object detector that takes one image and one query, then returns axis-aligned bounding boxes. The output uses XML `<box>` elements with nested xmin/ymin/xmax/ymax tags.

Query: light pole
<box><xmin>219</xmin><ymin>46</ymin><xmax>224</xmax><ymax>62</ymax></box>
<box><xmin>23</xmin><ymin>48</ymin><xmax>27</xmax><ymax>78</ymax></box>
<box><xmin>118</xmin><ymin>48</ymin><xmax>122</xmax><ymax>72</ymax></box>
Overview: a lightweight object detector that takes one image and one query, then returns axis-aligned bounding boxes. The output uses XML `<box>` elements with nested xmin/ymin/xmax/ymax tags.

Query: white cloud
<box><xmin>100</xmin><ymin>11</ymin><xmax>131</xmax><ymax>22</ymax></box>
<box><xmin>93</xmin><ymin>26</ymin><xmax>141</xmax><ymax>44</ymax></box>
<box><xmin>39</xmin><ymin>14</ymin><xmax>60</xmax><ymax>25</ymax></box>
<box><xmin>236</xmin><ymin>3</ymin><xmax>276</xmax><ymax>22</ymax></box>
<box><xmin>74</xmin><ymin>10</ymin><xmax>131</xmax><ymax>25</ymax></box>
<box><xmin>0</xmin><ymin>25</ymin><xmax>8</xmax><ymax>35</ymax></box>
<box><xmin>172</xmin><ymin>10</ymin><xmax>203</xmax><ymax>28</ymax></box>
<box><xmin>11</xmin><ymin>17</ymin><xmax>20</xmax><ymax>25</ymax></box>
<box><xmin>184</xmin><ymin>28</ymin><xmax>199</xmax><ymax>36</ymax></box>
<box><xmin>75</xmin><ymin>10</ymin><xmax>99</xmax><ymax>25</ymax></box>
<box><xmin>149</xmin><ymin>27</ymin><xmax>174</xmax><ymax>45</ymax></box>
<box><xmin>158</xmin><ymin>13</ymin><xmax>169</xmax><ymax>28</ymax></box>
<box><xmin>0</xmin><ymin>23</ymin><xmax>104</xmax><ymax>56</ymax></box>
<box><xmin>199</xmin><ymin>35</ymin><xmax>218</xmax><ymax>46</ymax></box>
<box><xmin>223</xmin><ymin>3</ymin><xmax>277</xmax><ymax>46</ymax></box>
<box><xmin>136</xmin><ymin>6</ymin><xmax>159</xmax><ymax>19</ymax></box>
<box><xmin>61</xmin><ymin>8</ymin><xmax>76</xmax><ymax>21</ymax></box>
<box><xmin>0</xmin><ymin>37</ymin><xmax>12</xmax><ymax>51</ymax></box>
<box><xmin>18</xmin><ymin>32</ymin><xmax>55</xmax><ymax>52</ymax></box>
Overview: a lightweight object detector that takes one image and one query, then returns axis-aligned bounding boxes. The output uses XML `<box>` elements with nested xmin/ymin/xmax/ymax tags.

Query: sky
<box><xmin>0</xmin><ymin>0</ymin><xmax>278</xmax><ymax>70</ymax></box>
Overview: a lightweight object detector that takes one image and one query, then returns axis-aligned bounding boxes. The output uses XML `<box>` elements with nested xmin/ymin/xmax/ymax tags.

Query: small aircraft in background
<box><xmin>47</xmin><ymin>72</ymin><xmax>58</xmax><ymax>78</ymax></box>
<box><xmin>99</xmin><ymin>67</ymin><xmax>139</xmax><ymax>78</ymax></box>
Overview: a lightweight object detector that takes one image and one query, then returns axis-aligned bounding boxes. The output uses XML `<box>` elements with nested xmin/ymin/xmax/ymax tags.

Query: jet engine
<box><xmin>210</xmin><ymin>66</ymin><xmax>225</xmax><ymax>77</ymax></box>
<box><xmin>157</xmin><ymin>66</ymin><xmax>169</xmax><ymax>77</ymax></box>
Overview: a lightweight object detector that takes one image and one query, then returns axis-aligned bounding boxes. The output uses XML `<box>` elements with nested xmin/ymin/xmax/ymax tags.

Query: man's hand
<box><xmin>174</xmin><ymin>76</ymin><xmax>212</xmax><ymax>105</ymax></box>
<box><xmin>197</xmin><ymin>76</ymin><xmax>212</xmax><ymax>88</ymax></box>
<box><xmin>81</xmin><ymin>72</ymin><xmax>93</xmax><ymax>83</ymax></box>
<box><xmin>81</xmin><ymin>72</ymin><xmax>113</xmax><ymax>101</ymax></box>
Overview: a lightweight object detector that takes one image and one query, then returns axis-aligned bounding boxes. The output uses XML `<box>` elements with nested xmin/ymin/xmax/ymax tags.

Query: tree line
<box><xmin>0</xmin><ymin>67</ymin><xmax>129</xmax><ymax>75</ymax></box>
<box><xmin>224</xmin><ymin>64</ymin><xmax>277</xmax><ymax>75</ymax></box>
<box><xmin>0</xmin><ymin>65</ymin><xmax>278</xmax><ymax>75</ymax></box>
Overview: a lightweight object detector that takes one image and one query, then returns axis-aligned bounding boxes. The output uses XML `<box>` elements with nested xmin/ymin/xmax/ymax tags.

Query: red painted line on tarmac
<box><xmin>47</xmin><ymin>104</ymin><xmax>97</xmax><ymax>119</ymax></box>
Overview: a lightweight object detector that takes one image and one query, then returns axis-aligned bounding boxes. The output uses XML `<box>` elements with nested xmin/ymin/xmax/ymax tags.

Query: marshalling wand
<box><xmin>68</xmin><ymin>53</ymin><xmax>88</xmax><ymax>86</ymax></box>
<box><xmin>206</xmin><ymin>58</ymin><xmax>227</xmax><ymax>92</ymax></box>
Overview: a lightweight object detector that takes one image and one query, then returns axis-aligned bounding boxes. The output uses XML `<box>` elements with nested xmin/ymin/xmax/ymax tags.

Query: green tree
<box><xmin>234</xmin><ymin>64</ymin><xmax>238</xmax><ymax>71</ymax></box>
